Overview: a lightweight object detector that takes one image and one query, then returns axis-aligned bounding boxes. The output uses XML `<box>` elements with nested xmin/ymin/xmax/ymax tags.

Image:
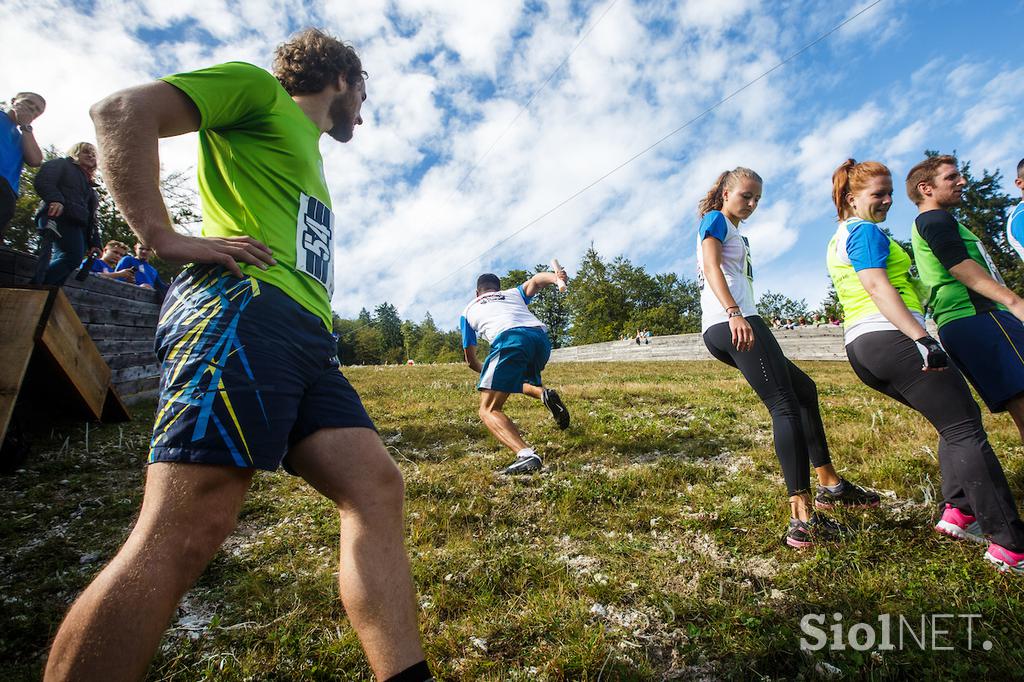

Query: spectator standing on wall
<box><xmin>31</xmin><ymin>142</ymin><xmax>101</xmax><ymax>286</ymax></box>
<box><xmin>1</xmin><ymin>92</ymin><xmax>45</xmax><ymax>239</ymax></box>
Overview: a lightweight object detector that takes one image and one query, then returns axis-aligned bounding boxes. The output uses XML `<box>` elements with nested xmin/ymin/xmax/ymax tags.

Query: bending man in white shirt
<box><xmin>460</xmin><ymin>271</ymin><xmax>570</xmax><ymax>474</ymax></box>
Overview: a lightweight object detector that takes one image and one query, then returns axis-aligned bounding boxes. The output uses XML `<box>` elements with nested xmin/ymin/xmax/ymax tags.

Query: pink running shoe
<box><xmin>984</xmin><ymin>544</ymin><xmax>1024</xmax><ymax>575</ymax></box>
<box><xmin>934</xmin><ymin>504</ymin><xmax>985</xmax><ymax>544</ymax></box>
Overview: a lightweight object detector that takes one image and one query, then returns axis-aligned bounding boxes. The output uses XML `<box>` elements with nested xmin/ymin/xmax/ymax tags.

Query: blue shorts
<box><xmin>477</xmin><ymin>327</ymin><xmax>551</xmax><ymax>394</ymax></box>
<box><xmin>939</xmin><ymin>310</ymin><xmax>1024</xmax><ymax>413</ymax></box>
<box><xmin>149</xmin><ymin>265</ymin><xmax>376</xmax><ymax>473</ymax></box>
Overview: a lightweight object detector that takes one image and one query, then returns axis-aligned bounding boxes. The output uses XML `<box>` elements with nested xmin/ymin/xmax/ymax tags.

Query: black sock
<box><xmin>384</xmin><ymin>661</ymin><xmax>433</xmax><ymax>682</ymax></box>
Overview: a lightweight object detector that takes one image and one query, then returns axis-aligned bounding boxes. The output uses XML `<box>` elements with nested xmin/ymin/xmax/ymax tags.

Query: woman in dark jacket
<box><xmin>32</xmin><ymin>142</ymin><xmax>101</xmax><ymax>285</ymax></box>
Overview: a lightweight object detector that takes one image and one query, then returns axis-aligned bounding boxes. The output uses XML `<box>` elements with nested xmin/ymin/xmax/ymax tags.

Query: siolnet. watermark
<box><xmin>799</xmin><ymin>613</ymin><xmax>994</xmax><ymax>652</ymax></box>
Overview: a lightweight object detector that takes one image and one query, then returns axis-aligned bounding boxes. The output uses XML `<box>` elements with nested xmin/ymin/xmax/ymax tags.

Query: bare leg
<box><xmin>45</xmin><ymin>463</ymin><xmax>254</xmax><ymax>682</ymax></box>
<box><xmin>814</xmin><ymin>463</ymin><xmax>841</xmax><ymax>487</ymax></box>
<box><xmin>1007</xmin><ymin>395</ymin><xmax>1024</xmax><ymax>443</ymax></box>
<box><xmin>789</xmin><ymin>492</ymin><xmax>814</xmax><ymax>522</ymax></box>
<box><xmin>522</xmin><ymin>383</ymin><xmax>543</xmax><ymax>400</ymax></box>
<box><xmin>478</xmin><ymin>389</ymin><xmax>529</xmax><ymax>454</ymax></box>
<box><xmin>288</xmin><ymin>427</ymin><xmax>425</xmax><ymax>680</ymax></box>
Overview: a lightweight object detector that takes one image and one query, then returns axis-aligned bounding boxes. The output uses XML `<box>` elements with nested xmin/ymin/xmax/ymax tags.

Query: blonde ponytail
<box><xmin>698</xmin><ymin>167</ymin><xmax>763</xmax><ymax>217</ymax></box>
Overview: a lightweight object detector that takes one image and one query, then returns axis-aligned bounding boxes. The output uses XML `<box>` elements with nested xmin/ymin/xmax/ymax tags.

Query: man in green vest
<box><xmin>44</xmin><ymin>29</ymin><xmax>432</xmax><ymax>682</ymax></box>
<box><xmin>908</xmin><ymin>154</ymin><xmax>1024</xmax><ymax>443</ymax></box>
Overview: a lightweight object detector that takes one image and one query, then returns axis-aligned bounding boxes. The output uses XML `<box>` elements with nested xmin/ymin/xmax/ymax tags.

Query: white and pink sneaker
<box><xmin>985</xmin><ymin>544</ymin><xmax>1024</xmax><ymax>575</ymax></box>
<box><xmin>934</xmin><ymin>504</ymin><xmax>985</xmax><ymax>544</ymax></box>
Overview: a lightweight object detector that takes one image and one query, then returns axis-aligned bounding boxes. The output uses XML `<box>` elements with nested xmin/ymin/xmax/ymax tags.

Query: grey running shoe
<box><xmin>542</xmin><ymin>388</ymin><xmax>570</xmax><ymax>430</ymax></box>
<box><xmin>783</xmin><ymin>513</ymin><xmax>851</xmax><ymax>549</ymax></box>
<box><xmin>814</xmin><ymin>478</ymin><xmax>881</xmax><ymax>510</ymax></box>
<box><xmin>500</xmin><ymin>453</ymin><xmax>542</xmax><ymax>475</ymax></box>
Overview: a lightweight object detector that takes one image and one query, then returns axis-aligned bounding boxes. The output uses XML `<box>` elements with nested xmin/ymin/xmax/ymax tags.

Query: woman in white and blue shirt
<box><xmin>696</xmin><ymin>167</ymin><xmax>878</xmax><ymax>548</ymax></box>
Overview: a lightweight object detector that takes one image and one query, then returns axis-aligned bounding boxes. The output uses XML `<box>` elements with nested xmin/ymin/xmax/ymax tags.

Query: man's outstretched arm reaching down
<box><xmin>90</xmin><ymin>82</ymin><xmax>276</xmax><ymax>277</ymax></box>
<box><xmin>464</xmin><ymin>344</ymin><xmax>482</xmax><ymax>373</ymax></box>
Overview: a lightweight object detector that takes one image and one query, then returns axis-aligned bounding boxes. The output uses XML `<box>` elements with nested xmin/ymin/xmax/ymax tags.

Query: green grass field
<box><xmin>2</xmin><ymin>360</ymin><xmax>1023</xmax><ymax>680</ymax></box>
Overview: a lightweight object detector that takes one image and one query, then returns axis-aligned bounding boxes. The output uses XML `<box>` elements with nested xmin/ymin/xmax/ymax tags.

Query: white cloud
<box><xmin>2</xmin><ymin>0</ymin><xmax>1022</xmax><ymax>329</ymax></box>
<box><xmin>792</xmin><ymin>103</ymin><xmax>884</xmax><ymax>189</ymax></box>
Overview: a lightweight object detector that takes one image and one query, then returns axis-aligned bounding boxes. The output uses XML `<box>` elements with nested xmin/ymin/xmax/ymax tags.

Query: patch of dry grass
<box><xmin>1</xmin><ymin>361</ymin><xmax>1023</xmax><ymax>680</ymax></box>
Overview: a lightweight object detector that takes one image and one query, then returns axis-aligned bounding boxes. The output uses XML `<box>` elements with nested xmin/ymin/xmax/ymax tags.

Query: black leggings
<box><xmin>703</xmin><ymin>316</ymin><xmax>832</xmax><ymax>496</ymax></box>
<box><xmin>0</xmin><ymin>177</ymin><xmax>15</xmax><ymax>238</ymax></box>
<box><xmin>847</xmin><ymin>330</ymin><xmax>1024</xmax><ymax>551</ymax></box>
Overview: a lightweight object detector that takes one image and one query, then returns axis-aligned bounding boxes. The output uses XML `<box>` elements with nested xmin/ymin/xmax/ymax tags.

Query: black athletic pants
<box><xmin>703</xmin><ymin>316</ymin><xmax>832</xmax><ymax>496</ymax></box>
<box><xmin>0</xmin><ymin>177</ymin><xmax>15</xmax><ymax>239</ymax></box>
<box><xmin>847</xmin><ymin>330</ymin><xmax>1024</xmax><ymax>551</ymax></box>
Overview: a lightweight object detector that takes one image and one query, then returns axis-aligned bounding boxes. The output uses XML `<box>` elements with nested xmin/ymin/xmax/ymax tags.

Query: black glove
<box><xmin>914</xmin><ymin>335</ymin><xmax>948</xmax><ymax>370</ymax></box>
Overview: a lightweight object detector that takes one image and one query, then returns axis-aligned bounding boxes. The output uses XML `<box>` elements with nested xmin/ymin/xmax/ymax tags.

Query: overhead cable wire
<box><xmin>370</xmin><ymin>0</ymin><xmax>622</xmax><ymax>280</ymax></box>
<box><xmin>427</xmin><ymin>0</ymin><xmax>885</xmax><ymax>290</ymax></box>
<box><xmin>342</xmin><ymin>0</ymin><xmax>884</xmax><ymax>332</ymax></box>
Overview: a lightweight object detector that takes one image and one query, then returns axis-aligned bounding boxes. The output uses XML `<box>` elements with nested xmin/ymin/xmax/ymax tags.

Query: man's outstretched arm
<box><xmin>90</xmin><ymin>81</ymin><xmax>275</xmax><ymax>277</ymax></box>
<box><xmin>521</xmin><ymin>269</ymin><xmax>567</xmax><ymax>298</ymax></box>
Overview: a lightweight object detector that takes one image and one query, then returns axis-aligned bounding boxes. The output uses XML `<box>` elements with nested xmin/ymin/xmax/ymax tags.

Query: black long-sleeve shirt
<box><xmin>33</xmin><ymin>157</ymin><xmax>100</xmax><ymax>248</ymax></box>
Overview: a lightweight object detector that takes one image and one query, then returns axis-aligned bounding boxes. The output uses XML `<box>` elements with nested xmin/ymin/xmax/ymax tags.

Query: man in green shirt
<box><xmin>909</xmin><ymin>154</ymin><xmax>1024</xmax><ymax>444</ymax></box>
<box><xmin>45</xmin><ymin>30</ymin><xmax>432</xmax><ymax>682</ymax></box>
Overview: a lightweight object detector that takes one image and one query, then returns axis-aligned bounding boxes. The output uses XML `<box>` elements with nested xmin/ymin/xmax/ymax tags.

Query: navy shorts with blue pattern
<box><xmin>149</xmin><ymin>265</ymin><xmax>376</xmax><ymax>473</ymax></box>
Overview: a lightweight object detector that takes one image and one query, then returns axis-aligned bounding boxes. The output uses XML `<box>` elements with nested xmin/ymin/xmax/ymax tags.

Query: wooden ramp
<box><xmin>0</xmin><ymin>246</ymin><xmax>161</xmax><ymax>403</ymax></box>
<box><xmin>0</xmin><ymin>286</ymin><xmax>130</xmax><ymax>447</ymax></box>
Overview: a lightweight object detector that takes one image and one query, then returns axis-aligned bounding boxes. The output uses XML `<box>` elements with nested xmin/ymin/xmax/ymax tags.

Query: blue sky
<box><xmin>3</xmin><ymin>0</ymin><xmax>1023</xmax><ymax>327</ymax></box>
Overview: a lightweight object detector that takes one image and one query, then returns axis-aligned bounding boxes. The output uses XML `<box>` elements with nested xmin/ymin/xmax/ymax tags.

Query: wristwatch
<box><xmin>18</xmin><ymin>124</ymin><xmax>32</xmax><ymax>133</ymax></box>
<box><xmin>727</xmin><ymin>309</ymin><xmax>743</xmax><ymax>318</ymax></box>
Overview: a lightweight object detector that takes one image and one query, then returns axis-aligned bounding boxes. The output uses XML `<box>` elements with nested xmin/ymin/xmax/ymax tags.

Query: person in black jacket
<box><xmin>31</xmin><ymin>142</ymin><xmax>101</xmax><ymax>286</ymax></box>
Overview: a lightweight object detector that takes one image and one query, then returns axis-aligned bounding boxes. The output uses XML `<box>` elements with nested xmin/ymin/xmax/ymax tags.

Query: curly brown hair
<box><xmin>272</xmin><ymin>28</ymin><xmax>366</xmax><ymax>95</ymax></box>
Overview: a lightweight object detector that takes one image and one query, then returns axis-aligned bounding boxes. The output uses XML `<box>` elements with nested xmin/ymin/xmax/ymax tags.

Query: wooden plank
<box><xmin>0</xmin><ymin>289</ymin><xmax>49</xmax><ymax>444</ymax></box>
<box><xmin>64</xmin><ymin>281</ymin><xmax>162</xmax><ymax>307</ymax></box>
<box><xmin>84</xmin><ymin>323</ymin><xmax>157</xmax><ymax>341</ymax></box>
<box><xmin>65</xmin><ymin>274</ymin><xmax>162</xmax><ymax>303</ymax></box>
<box><xmin>93</xmin><ymin>338</ymin><xmax>156</xmax><ymax>356</ymax></box>
<box><xmin>111</xmin><ymin>364</ymin><xmax>161</xmax><ymax>384</ymax></box>
<box><xmin>0</xmin><ymin>247</ymin><xmax>38</xmax><ymax>282</ymax></box>
<box><xmin>115</xmin><ymin>376</ymin><xmax>161</xmax><ymax>400</ymax></box>
<box><xmin>38</xmin><ymin>289</ymin><xmax>110</xmax><ymax>420</ymax></box>
<box><xmin>74</xmin><ymin>305</ymin><xmax>159</xmax><ymax>328</ymax></box>
<box><xmin>105</xmin><ymin>352</ymin><xmax>159</xmax><ymax>371</ymax></box>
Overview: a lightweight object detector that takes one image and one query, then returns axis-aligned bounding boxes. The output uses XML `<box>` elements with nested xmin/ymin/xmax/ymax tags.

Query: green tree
<box><xmin>566</xmin><ymin>247</ymin><xmax>630</xmax><ymax>344</ymax></box>
<box><xmin>373</xmin><ymin>302</ymin><xmax>404</xmax><ymax>363</ymax></box>
<box><xmin>820</xmin><ymin>281</ymin><xmax>843</xmax><ymax>321</ymax></box>
<box><xmin>401</xmin><ymin>319</ymin><xmax>421</xmax><ymax>362</ymax></box>
<box><xmin>628</xmin><ymin>272</ymin><xmax>701</xmax><ymax>335</ymax></box>
<box><xmin>333</xmin><ymin>315</ymin><xmax>360</xmax><ymax>365</ymax></box>
<box><xmin>353</xmin><ymin>326</ymin><xmax>386</xmax><ymax>365</ymax></box>
<box><xmin>757</xmin><ymin>290</ymin><xmax>808</xmax><ymax>321</ymax></box>
<box><xmin>413</xmin><ymin>313</ymin><xmax>445</xmax><ymax>362</ymax></box>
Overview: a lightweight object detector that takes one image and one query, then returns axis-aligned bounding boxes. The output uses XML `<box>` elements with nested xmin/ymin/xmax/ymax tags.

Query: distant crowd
<box><xmin>770</xmin><ymin>315</ymin><xmax>842</xmax><ymax>330</ymax></box>
<box><xmin>1</xmin><ymin>92</ymin><xmax>165</xmax><ymax>296</ymax></box>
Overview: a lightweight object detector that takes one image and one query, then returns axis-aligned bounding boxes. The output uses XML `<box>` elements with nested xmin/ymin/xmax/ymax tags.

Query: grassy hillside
<box><xmin>2</xmin><ymin>361</ymin><xmax>1023</xmax><ymax>680</ymax></box>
